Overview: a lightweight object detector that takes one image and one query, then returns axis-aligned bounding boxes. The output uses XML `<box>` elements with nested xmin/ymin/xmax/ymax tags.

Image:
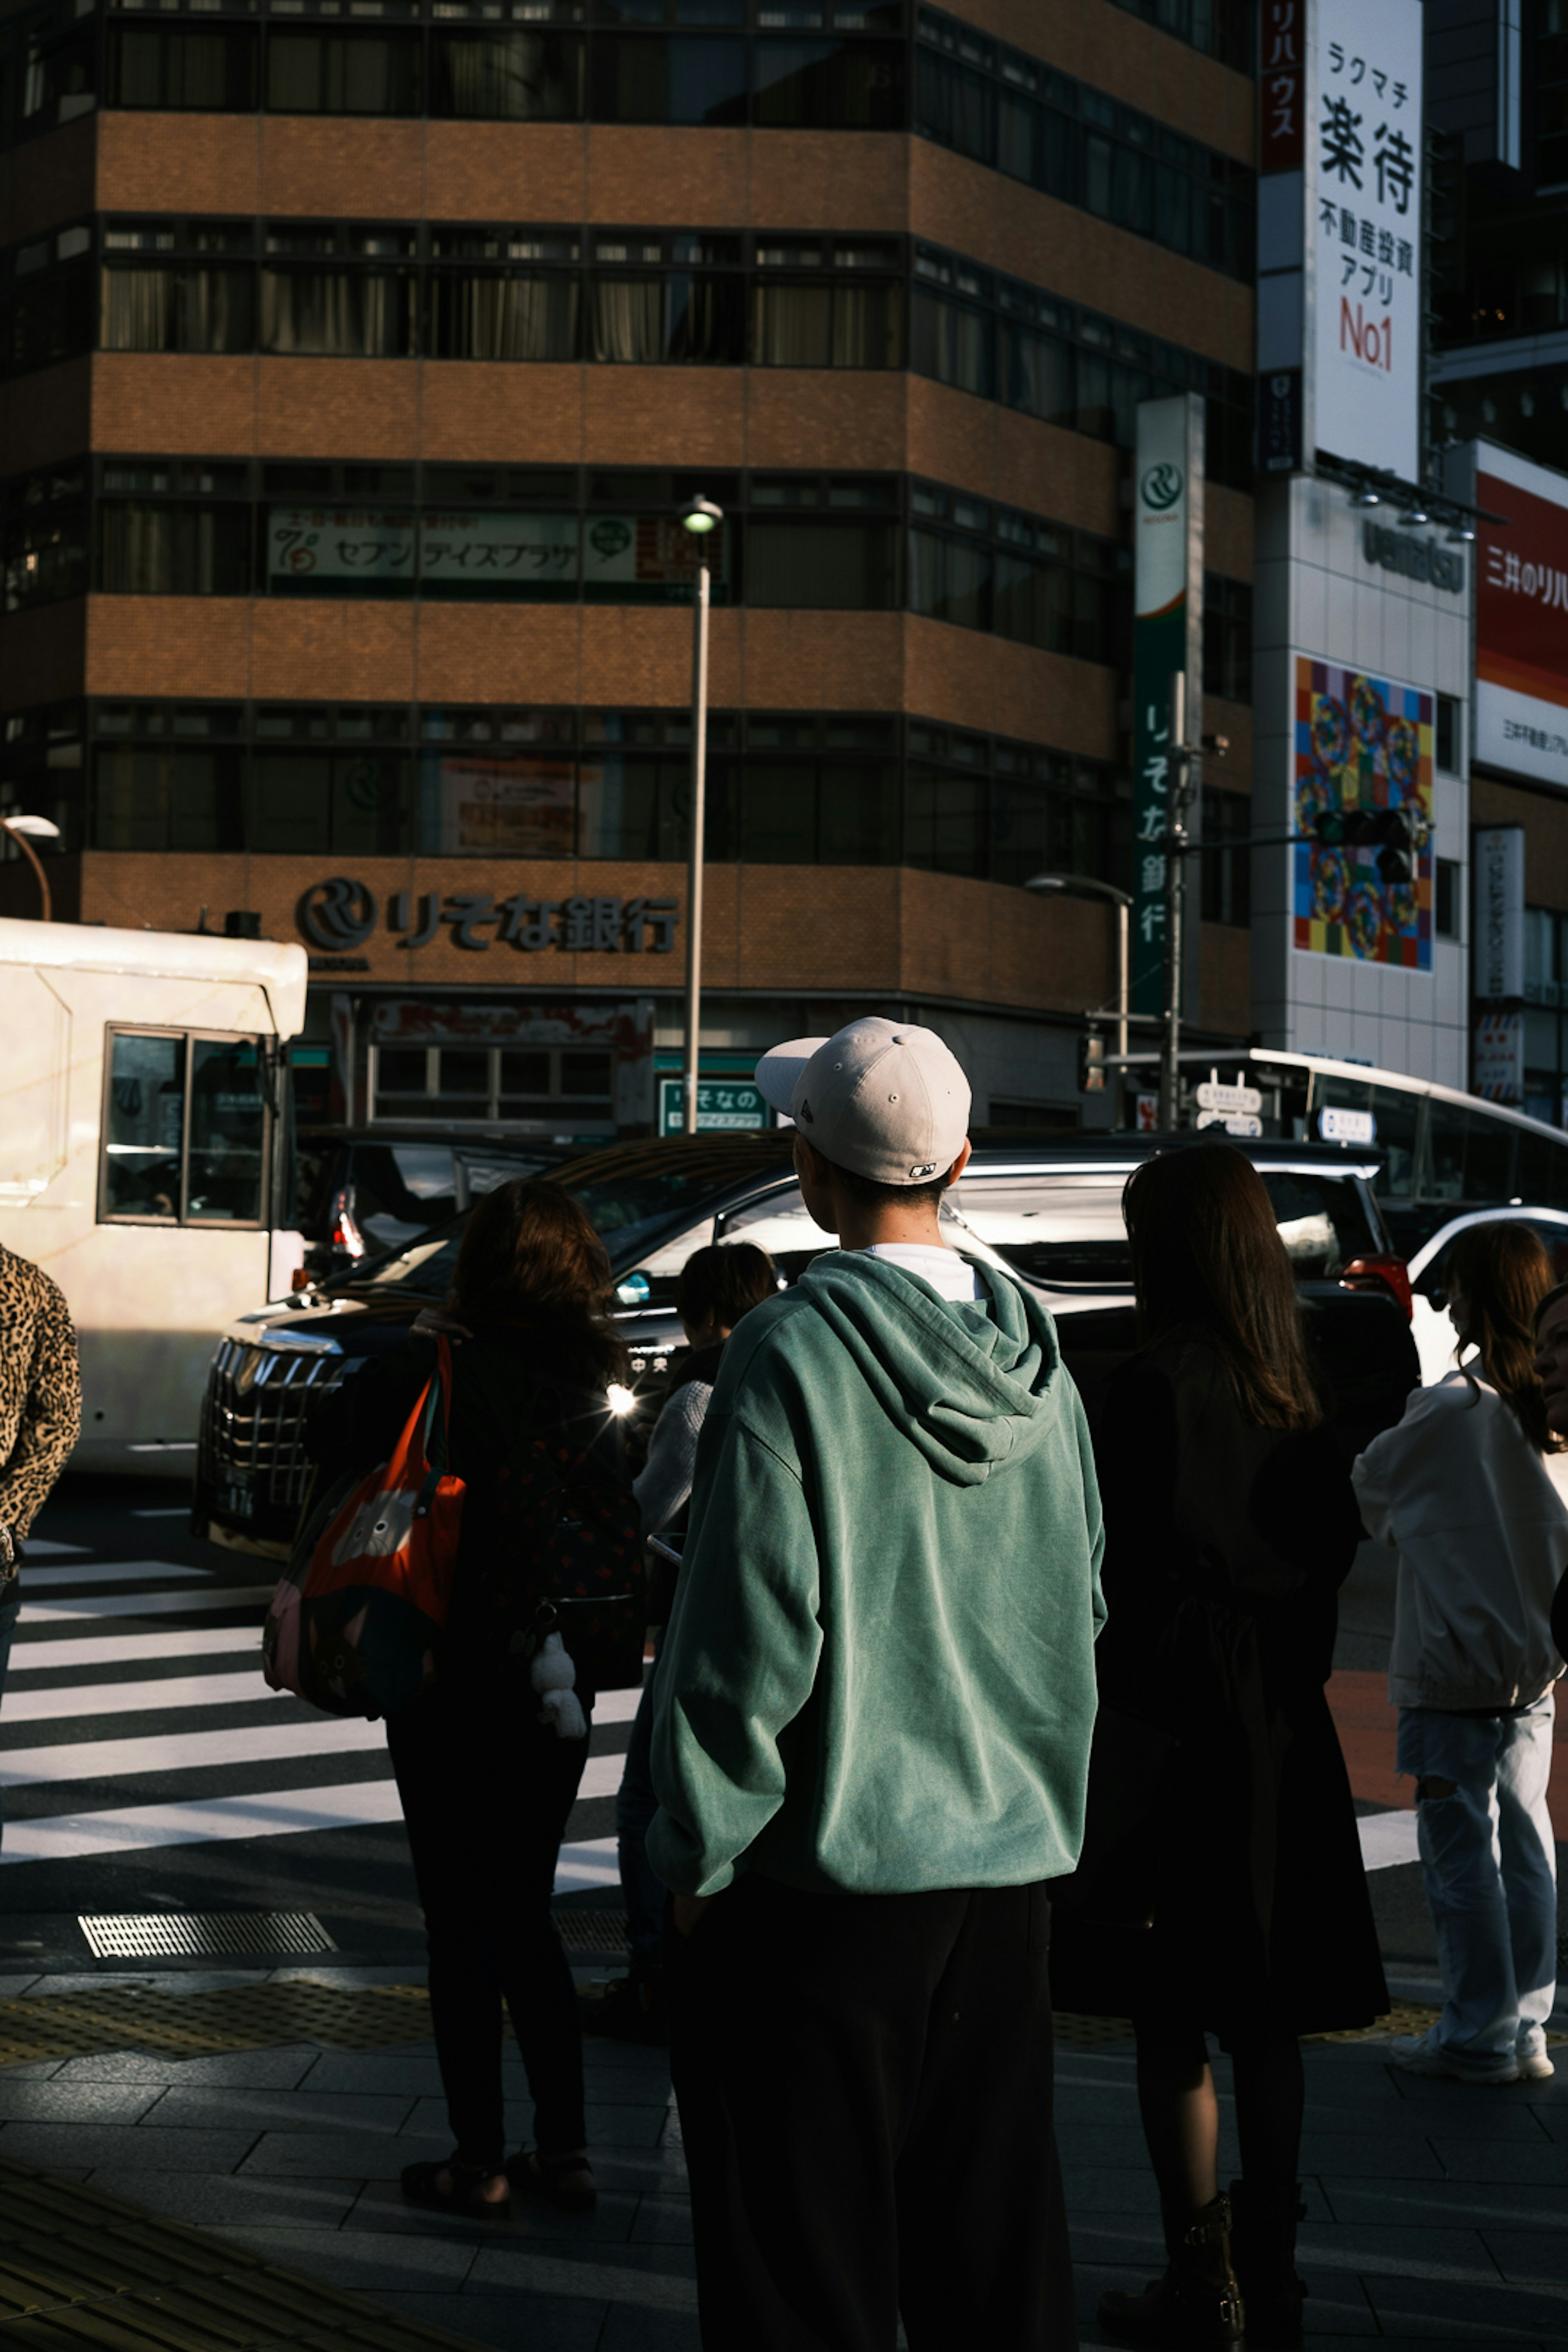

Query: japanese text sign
<box><xmin>1474</xmin><ymin>443</ymin><xmax>1568</xmax><ymax>790</ymax></box>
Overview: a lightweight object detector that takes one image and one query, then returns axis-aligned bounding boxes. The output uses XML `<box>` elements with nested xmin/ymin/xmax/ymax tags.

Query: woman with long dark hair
<box><xmin>307</xmin><ymin>1178</ymin><xmax>633</xmax><ymax>2221</ymax></box>
<box><xmin>1355</xmin><ymin>1222</ymin><xmax>1568</xmax><ymax>2089</ymax></box>
<box><xmin>1061</xmin><ymin>1145</ymin><xmax>1384</xmax><ymax>2352</ymax></box>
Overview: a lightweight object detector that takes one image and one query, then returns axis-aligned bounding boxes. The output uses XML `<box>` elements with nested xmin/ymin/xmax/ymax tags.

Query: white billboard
<box><xmin>1312</xmin><ymin>0</ymin><xmax>1423</xmax><ymax>481</ymax></box>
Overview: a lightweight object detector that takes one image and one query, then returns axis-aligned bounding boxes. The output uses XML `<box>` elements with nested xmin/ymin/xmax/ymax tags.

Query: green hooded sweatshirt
<box><xmin>646</xmin><ymin>1251</ymin><xmax>1106</xmax><ymax>1898</ymax></box>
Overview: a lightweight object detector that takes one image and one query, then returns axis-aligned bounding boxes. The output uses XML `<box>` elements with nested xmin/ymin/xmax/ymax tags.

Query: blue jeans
<box><xmin>1397</xmin><ymin>1695</ymin><xmax>1559</xmax><ymax>2060</ymax></box>
<box><xmin>616</xmin><ymin>1649</ymin><xmax>664</xmax><ymax>1978</ymax></box>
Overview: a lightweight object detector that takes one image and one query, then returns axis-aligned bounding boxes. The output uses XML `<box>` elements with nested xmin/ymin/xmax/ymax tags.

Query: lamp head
<box><xmin>681</xmin><ymin>495</ymin><xmax>724</xmax><ymax>536</ymax></box>
<box><xmin>1023</xmin><ymin>874</ymin><xmax>1066</xmax><ymax>894</ymax></box>
<box><xmin>1447</xmin><ymin>521</ymin><xmax>1477</xmax><ymax>543</ymax></box>
<box><xmin>3</xmin><ymin>814</ymin><xmax>60</xmax><ymax>839</ymax></box>
<box><xmin>1350</xmin><ymin>486</ymin><xmax>1381</xmax><ymax>509</ymax></box>
<box><xmin>1399</xmin><ymin>505</ymin><xmax>1429</xmax><ymax>527</ymax></box>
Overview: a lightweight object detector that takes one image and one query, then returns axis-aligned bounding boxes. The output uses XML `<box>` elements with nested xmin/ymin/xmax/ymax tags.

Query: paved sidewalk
<box><xmin>0</xmin><ymin>1958</ymin><xmax>1562</xmax><ymax>2348</ymax></box>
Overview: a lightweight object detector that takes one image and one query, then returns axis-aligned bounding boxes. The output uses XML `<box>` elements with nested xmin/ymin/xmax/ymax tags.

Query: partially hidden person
<box><xmin>584</xmin><ymin>1238</ymin><xmax>777</xmax><ymax>2045</ymax></box>
<box><xmin>1056</xmin><ymin>1145</ymin><xmax>1385</xmax><ymax>2352</ymax></box>
<box><xmin>305</xmin><ymin>1179</ymin><xmax>637</xmax><ymax>2221</ymax></box>
<box><xmin>648</xmin><ymin>1016</ymin><xmax>1105</xmax><ymax>2352</ymax></box>
<box><xmin>1355</xmin><ymin>1221</ymin><xmax>1568</xmax><ymax>2089</ymax></box>
<box><xmin>0</xmin><ymin>1241</ymin><xmax>80</xmax><ymax>1839</ymax></box>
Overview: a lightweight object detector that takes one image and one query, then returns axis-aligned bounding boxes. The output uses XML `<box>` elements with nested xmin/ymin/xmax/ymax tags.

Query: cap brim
<box><xmin>754</xmin><ymin>1037</ymin><xmax>827</xmax><ymax>1118</ymax></box>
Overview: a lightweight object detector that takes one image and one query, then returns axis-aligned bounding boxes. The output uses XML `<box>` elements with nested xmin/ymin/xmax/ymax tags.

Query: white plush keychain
<box><xmin>531</xmin><ymin>1629</ymin><xmax>588</xmax><ymax>1740</ymax></box>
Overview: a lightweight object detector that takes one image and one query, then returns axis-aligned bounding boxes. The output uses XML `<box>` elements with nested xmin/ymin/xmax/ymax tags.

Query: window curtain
<box><xmin>434</xmin><ymin>274</ymin><xmax>578</xmax><ymax>360</ymax></box>
<box><xmin>751</xmin><ymin>282</ymin><xmax>901</xmax><ymax>368</ymax></box>
<box><xmin>589</xmin><ymin>278</ymin><xmax>664</xmax><ymax>363</ymax></box>
<box><xmin>101</xmin><ymin>268</ymin><xmax>177</xmax><ymax>352</ymax></box>
<box><xmin>261</xmin><ymin>269</ymin><xmax>403</xmax><ymax>356</ymax></box>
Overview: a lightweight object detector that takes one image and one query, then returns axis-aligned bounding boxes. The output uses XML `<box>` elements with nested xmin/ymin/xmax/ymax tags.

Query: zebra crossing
<box><xmin>0</xmin><ymin>1524</ymin><xmax>633</xmax><ymax>1891</ymax></box>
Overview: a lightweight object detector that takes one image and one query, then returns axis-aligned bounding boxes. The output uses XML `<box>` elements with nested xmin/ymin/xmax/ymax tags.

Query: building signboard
<box><xmin>265</xmin><ymin>510</ymin><xmax>720</xmax><ymax>596</ymax></box>
<box><xmin>418</xmin><ymin>754</ymin><xmax>578</xmax><ymax>858</ymax></box>
<box><xmin>1473</xmin><ymin>445</ymin><xmax>1568</xmax><ymax>790</ymax></box>
<box><xmin>1131</xmin><ymin>394</ymin><xmax>1204</xmax><ymax>1018</ymax></box>
<box><xmin>1292</xmin><ymin>656</ymin><xmax>1433</xmax><ymax>971</ymax></box>
<box><xmin>1256</xmin><ymin>0</ymin><xmax>1423</xmax><ymax>483</ymax></box>
<box><xmin>1474</xmin><ymin>1006</ymin><xmax>1525</xmax><ymax>1105</ymax></box>
<box><xmin>656</xmin><ymin>1078</ymin><xmax>769</xmax><ymax>1136</ymax></box>
<box><xmin>1472</xmin><ymin>825</ymin><xmax>1525</xmax><ymax>1002</ymax></box>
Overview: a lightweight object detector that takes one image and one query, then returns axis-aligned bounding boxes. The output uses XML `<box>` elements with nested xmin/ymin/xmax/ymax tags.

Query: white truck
<box><xmin>0</xmin><ymin>915</ymin><xmax>307</xmax><ymax>1475</ymax></box>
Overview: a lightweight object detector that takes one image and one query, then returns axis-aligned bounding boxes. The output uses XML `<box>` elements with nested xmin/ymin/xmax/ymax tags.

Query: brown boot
<box><xmin>1097</xmin><ymin>2191</ymin><xmax>1245</xmax><ymax>2348</ymax></box>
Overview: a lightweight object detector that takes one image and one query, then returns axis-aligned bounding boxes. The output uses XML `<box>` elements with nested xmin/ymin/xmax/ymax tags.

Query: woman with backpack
<box><xmin>305</xmin><ymin>1178</ymin><xmax>636</xmax><ymax>2222</ymax></box>
<box><xmin>1354</xmin><ymin>1222</ymin><xmax>1568</xmax><ymax>2087</ymax></box>
<box><xmin>1058</xmin><ymin>1145</ymin><xmax>1384</xmax><ymax>2352</ymax></box>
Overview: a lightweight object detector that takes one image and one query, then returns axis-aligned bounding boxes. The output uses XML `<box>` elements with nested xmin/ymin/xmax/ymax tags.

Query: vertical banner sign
<box><xmin>1292</xmin><ymin>658</ymin><xmax>1433</xmax><ymax>969</ymax></box>
<box><xmin>1472</xmin><ymin>825</ymin><xmax>1526</xmax><ymax>1002</ymax></box>
<box><xmin>1257</xmin><ymin>0</ymin><xmax>1308</xmax><ymax>473</ymax></box>
<box><xmin>1131</xmin><ymin>395</ymin><xmax>1205</xmax><ymax>1018</ymax></box>
<box><xmin>1313</xmin><ymin>0</ymin><xmax>1423</xmax><ymax>480</ymax></box>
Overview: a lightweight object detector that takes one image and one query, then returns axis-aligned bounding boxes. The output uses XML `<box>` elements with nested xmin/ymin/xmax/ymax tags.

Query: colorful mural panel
<box><xmin>1291</xmin><ymin>657</ymin><xmax>1433</xmax><ymax>971</ymax></box>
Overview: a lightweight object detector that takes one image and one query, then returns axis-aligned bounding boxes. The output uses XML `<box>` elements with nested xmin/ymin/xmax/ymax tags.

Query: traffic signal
<box><xmin>1311</xmin><ymin>806</ymin><xmax>1412</xmax><ymax>883</ymax></box>
<box><xmin>1078</xmin><ymin>1032</ymin><xmax>1106</xmax><ymax>1094</ymax></box>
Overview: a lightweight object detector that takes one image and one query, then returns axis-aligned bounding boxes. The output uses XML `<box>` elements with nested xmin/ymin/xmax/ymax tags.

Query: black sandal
<box><xmin>400</xmin><ymin>2158</ymin><xmax>510</xmax><ymax>2220</ymax></box>
<box><xmin>508</xmin><ymin>2147</ymin><xmax>597</xmax><ymax>2214</ymax></box>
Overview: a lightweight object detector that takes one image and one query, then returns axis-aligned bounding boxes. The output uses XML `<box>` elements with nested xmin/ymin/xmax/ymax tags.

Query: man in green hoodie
<box><xmin>648</xmin><ymin>1016</ymin><xmax>1105</xmax><ymax>2352</ymax></box>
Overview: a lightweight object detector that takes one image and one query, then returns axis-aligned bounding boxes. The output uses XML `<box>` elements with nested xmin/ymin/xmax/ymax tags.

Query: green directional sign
<box><xmin>657</xmin><ymin>1077</ymin><xmax>770</xmax><ymax>1136</ymax></box>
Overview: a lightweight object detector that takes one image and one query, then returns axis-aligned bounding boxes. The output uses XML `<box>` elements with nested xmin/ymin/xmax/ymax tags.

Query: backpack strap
<box><xmin>413</xmin><ymin>1336</ymin><xmax>457</xmax><ymax>1521</ymax></box>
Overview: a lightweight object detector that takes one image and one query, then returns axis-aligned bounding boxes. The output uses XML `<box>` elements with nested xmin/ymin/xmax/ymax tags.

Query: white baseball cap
<box><xmin>755</xmin><ymin>1017</ymin><xmax>971</xmax><ymax>1186</ymax></box>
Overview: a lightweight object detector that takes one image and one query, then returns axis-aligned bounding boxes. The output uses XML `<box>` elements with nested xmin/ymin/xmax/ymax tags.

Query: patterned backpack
<box><xmin>479</xmin><ymin>1391</ymin><xmax>646</xmax><ymax>1692</ymax></box>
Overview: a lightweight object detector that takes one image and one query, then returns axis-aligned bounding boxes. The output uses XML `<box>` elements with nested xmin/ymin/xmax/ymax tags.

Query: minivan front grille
<box><xmin>198</xmin><ymin>1338</ymin><xmax>347</xmax><ymax>1534</ymax></box>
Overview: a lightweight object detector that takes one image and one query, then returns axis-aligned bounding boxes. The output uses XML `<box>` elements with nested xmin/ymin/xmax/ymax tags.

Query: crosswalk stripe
<box><xmin>0</xmin><ymin>1779</ymin><xmax>408</xmax><ymax>1862</ymax></box>
<box><xmin>0</xmin><ymin>1672</ymin><xmax>288</xmax><ymax>1725</ymax></box>
<box><xmin>18</xmin><ymin>1540</ymin><xmax>91</xmax><ymax>1557</ymax></box>
<box><xmin>20</xmin><ymin>1561</ymin><xmax>212</xmax><ymax>1590</ymax></box>
<box><xmin>8</xmin><ymin>1628</ymin><xmax>261</xmax><ymax>1672</ymax></box>
<box><xmin>0</xmin><ymin>1716</ymin><xmax>387</xmax><ymax>1787</ymax></box>
<box><xmin>20</xmin><ymin>1585</ymin><xmax>273</xmax><ymax>1624</ymax></box>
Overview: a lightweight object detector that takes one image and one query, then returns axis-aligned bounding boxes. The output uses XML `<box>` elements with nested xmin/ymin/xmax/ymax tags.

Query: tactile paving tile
<box><xmin>0</xmin><ymin>2163</ymin><xmax>489</xmax><ymax>2352</ymax></box>
<box><xmin>1058</xmin><ymin>2000</ymin><xmax>1568</xmax><ymax>2051</ymax></box>
<box><xmin>0</xmin><ymin>1983</ymin><xmax>435</xmax><ymax>2068</ymax></box>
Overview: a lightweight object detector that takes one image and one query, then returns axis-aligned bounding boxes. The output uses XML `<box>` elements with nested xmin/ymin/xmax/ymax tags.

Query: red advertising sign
<box><xmin>1476</xmin><ymin>445</ymin><xmax>1568</xmax><ymax>790</ymax></box>
<box><xmin>1259</xmin><ymin>0</ymin><xmax>1305</xmax><ymax>171</ymax></box>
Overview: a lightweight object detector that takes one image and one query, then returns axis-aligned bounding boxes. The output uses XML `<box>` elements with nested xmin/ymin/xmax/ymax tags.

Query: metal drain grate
<box><xmin>78</xmin><ymin>1912</ymin><xmax>338</xmax><ymax>1960</ymax></box>
<box><xmin>555</xmin><ymin>1908</ymin><xmax>628</xmax><ymax>1954</ymax></box>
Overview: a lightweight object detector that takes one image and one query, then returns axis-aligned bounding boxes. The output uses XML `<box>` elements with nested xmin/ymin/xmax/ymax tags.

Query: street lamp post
<box><xmin>0</xmin><ymin>813</ymin><xmax>60</xmax><ymax>922</ymax></box>
<box><xmin>679</xmin><ymin>495</ymin><xmax>723</xmax><ymax>1138</ymax></box>
<box><xmin>1024</xmin><ymin>872</ymin><xmax>1131</xmax><ymax>1128</ymax></box>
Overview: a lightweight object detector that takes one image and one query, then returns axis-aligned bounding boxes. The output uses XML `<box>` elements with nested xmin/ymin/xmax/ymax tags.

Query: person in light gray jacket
<box><xmin>1353</xmin><ymin>1223</ymin><xmax>1568</xmax><ymax>2086</ymax></box>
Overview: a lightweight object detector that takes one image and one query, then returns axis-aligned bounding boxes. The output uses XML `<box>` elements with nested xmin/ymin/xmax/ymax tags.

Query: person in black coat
<box><xmin>1056</xmin><ymin>1145</ymin><xmax>1388</xmax><ymax>2352</ymax></box>
<box><xmin>305</xmin><ymin>1178</ymin><xmax>634</xmax><ymax>2223</ymax></box>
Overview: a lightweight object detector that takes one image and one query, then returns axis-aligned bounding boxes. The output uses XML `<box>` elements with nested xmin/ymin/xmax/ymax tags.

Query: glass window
<box><xmin>909</xmin><ymin>528</ymin><xmax>990</xmax><ymax>630</ymax></box>
<box><xmin>911</xmin><ymin>290</ymin><xmax>993</xmax><ymax>397</ymax></box>
<box><xmin>1256</xmin><ymin>1169</ymin><xmax>1376</xmax><ymax>1278</ymax></box>
<box><xmin>20</xmin><ymin>22</ymin><xmax>96</xmax><ymax>131</ymax></box>
<box><xmin>98</xmin><ymin>503</ymin><xmax>251</xmax><ymax>596</ymax></box>
<box><xmin>590</xmin><ymin>36</ymin><xmax>747</xmax><ymax>123</ymax></box>
<box><xmin>753</xmin><ymin>37</ymin><xmax>905</xmax><ymax>128</ymax></box>
<box><xmin>93</xmin><ymin>746</ymin><xmax>244</xmax><ymax>852</ymax></box>
<box><xmin>744</xmin><ymin>518</ymin><xmax>898</xmax><ymax>608</ymax></box>
<box><xmin>260</xmin><ymin>269</ymin><xmax>415</xmax><ymax>357</ymax></box>
<box><xmin>717</xmin><ymin>1183</ymin><xmax>834</xmax><ymax>1282</ymax></box>
<box><xmin>750</xmin><ymin>279</ymin><xmax>903</xmax><ymax>367</ymax></box>
<box><xmin>906</xmin><ymin>763</ymin><xmax>987</xmax><ymax>877</ymax></box>
<box><xmin>105</xmin><ymin>25</ymin><xmax>257</xmax><ymax>111</ymax></box>
<box><xmin>4</xmin><ymin>506</ymin><xmax>88</xmax><ymax>613</ymax></box>
<box><xmin>100</xmin><ymin>265</ymin><xmax>254</xmax><ymax>354</ymax></box>
<box><xmin>103</xmin><ymin>1032</ymin><xmax>184</xmax><ymax>1219</ymax></box>
<box><xmin>186</xmin><ymin>1039</ymin><xmax>265</xmax><ymax>1223</ymax></box>
<box><xmin>817</xmin><ymin>761</ymin><xmax>899</xmax><ymax>864</ymax></box>
<box><xmin>265</xmin><ymin>31</ymin><xmax>421</xmax><ymax>114</ymax></box>
<box><xmin>428</xmin><ymin>32</ymin><xmax>583</xmax><ymax>119</ymax></box>
<box><xmin>427</xmin><ymin>272</ymin><xmax>579</xmax><ymax>361</ymax></box>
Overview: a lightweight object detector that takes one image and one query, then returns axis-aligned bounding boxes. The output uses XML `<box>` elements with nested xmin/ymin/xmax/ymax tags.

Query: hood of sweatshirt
<box><xmin>796</xmin><ymin>1249</ymin><xmax>1067</xmax><ymax>1484</ymax></box>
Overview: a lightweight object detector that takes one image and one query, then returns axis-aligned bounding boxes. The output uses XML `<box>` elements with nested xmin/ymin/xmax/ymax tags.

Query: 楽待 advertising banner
<box><xmin>1131</xmin><ymin>396</ymin><xmax>1204</xmax><ymax>1018</ymax></box>
<box><xmin>1312</xmin><ymin>0</ymin><xmax>1422</xmax><ymax>481</ymax></box>
<box><xmin>1475</xmin><ymin>444</ymin><xmax>1568</xmax><ymax>791</ymax></box>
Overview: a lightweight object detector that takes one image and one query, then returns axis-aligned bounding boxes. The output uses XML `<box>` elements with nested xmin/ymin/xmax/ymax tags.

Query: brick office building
<box><xmin>0</xmin><ymin>0</ymin><xmax>1258</xmax><ymax>1135</ymax></box>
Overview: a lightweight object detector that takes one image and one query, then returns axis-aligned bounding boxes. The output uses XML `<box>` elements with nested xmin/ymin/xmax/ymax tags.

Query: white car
<box><xmin>1407</xmin><ymin>1206</ymin><xmax>1568</xmax><ymax>1386</ymax></box>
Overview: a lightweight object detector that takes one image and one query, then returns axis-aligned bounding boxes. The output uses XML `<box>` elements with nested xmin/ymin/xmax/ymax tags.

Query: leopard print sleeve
<box><xmin>0</xmin><ymin>1252</ymin><xmax>82</xmax><ymax>1541</ymax></box>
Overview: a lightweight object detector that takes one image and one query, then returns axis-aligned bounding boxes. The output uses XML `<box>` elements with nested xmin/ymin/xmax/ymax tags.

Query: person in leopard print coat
<box><xmin>0</xmin><ymin>1242</ymin><xmax>80</xmax><ymax>1561</ymax></box>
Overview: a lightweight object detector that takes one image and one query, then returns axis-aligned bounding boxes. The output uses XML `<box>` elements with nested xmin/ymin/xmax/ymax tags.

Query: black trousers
<box><xmin>667</xmin><ymin>1873</ymin><xmax>1077</xmax><ymax>2352</ymax></box>
<box><xmin>387</xmin><ymin>1675</ymin><xmax>592</xmax><ymax>2167</ymax></box>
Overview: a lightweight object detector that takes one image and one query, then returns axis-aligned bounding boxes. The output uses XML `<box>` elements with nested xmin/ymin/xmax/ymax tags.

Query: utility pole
<box><xmin>1158</xmin><ymin>672</ymin><xmax>1199</xmax><ymax>1131</ymax></box>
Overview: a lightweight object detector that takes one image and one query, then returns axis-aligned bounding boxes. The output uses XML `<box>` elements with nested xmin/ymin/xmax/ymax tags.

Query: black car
<box><xmin>292</xmin><ymin>1129</ymin><xmax>581</xmax><ymax>1279</ymax></box>
<box><xmin>193</xmin><ymin>1131</ymin><xmax>1417</xmax><ymax>1555</ymax></box>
